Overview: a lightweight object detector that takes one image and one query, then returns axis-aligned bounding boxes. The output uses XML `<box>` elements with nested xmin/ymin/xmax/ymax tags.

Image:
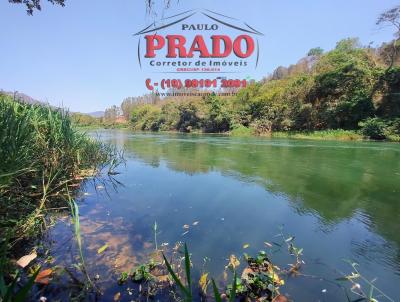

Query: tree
<box><xmin>104</xmin><ymin>105</ymin><xmax>121</xmax><ymax>123</ymax></box>
<box><xmin>9</xmin><ymin>0</ymin><xmax>175</xmax><ymax>15</ymax></box>
<box><xmin>145</xmin><ymin>0</ymin><xmax>174</xmax><ymax>12</ymax></box>
<box><xmin>335</xmin><ymin>38</ymin><xmax>361</xmax><ymax>52</ymax></box>
<box><xmin>377</xmin><ymin>5</ymin><xmax>400</xmax><ymax>37</ymax></box>
<box><xmin>203</xmin><ymin>96</ymin><xmax>232</xmax><ymax>132</ymax></box>
<box><xmin>271</xmin><ymin>66</ymin><xmax>289</xmax><ymax>80</ymax></box>
<box><xmin>359</xmin><ymin>118</ymin><xmax>387</xmax><ymax>140</ymax></box>
<box><xmin>377</xmin><ymin>5</ymin><xmax>400</xmax><ymax>68</ymax></box>
<box><xmin>176</xmin><ymin>102</ymin><xmax>203</xmax><ymax>132</ymax></box>
<box><xmin>8</xmin><ymin>0</ymin><xmax>65</xmax><ymax>15</ymax></box>
<box><xmin>307</xmin><ymin>47</ymin><xmax>324</xmax><ymax>57</ymax></box>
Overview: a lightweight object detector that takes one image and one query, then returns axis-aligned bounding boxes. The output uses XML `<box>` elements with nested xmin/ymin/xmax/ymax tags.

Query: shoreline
<box><xmin>76</xmin><ymin>126</ymin><xmax>400</xmax><ymax>143</ymax></box>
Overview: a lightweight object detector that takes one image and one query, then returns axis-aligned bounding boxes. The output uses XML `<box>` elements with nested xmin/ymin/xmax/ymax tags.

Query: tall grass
<box><xmin>0</xmin><ymin>92</ymin><xmax>121</xmax><ymax>261</ymax></box>
<box><xmin>162</xmin><ymin>243</ymin><xmax>236</xmax><ymax>302</ymax></box>
<box><xmin>0</xmin><ymin>93</ymin><xmax>121</xmax><ymax>299</ymax></box>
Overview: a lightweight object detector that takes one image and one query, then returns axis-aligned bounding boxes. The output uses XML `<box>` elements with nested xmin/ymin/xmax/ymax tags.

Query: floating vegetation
<box><xmin>114</xmin><ymin>252</ymin><xmax>173</xmax><ymax>299</ymax></box>
<box><xmin>109</xmin><ymin>239</ymin><xmax>288</xmax><ymax>302</ymax></box>
<box><xmin>337</xmin><ymin>260</ymin><xmax>395</xmax><ymax>302</ymax></box>
<box><xmin>139</xmin><ymin>243</ymin><xmax>289</xmax><ymax>301</ymax></box>
<box><xmin>131</xmin><ymin>264</ymin><xmax>156</xmax><ymax>283</ymax></box>
<box><xmin>237</xmin><ymin>251</ymin><xmax>285</xmax><ymax>300</ymax></box>
<box><xmin>102</xmin><ymin>222</ymin><xmax>393</xmax><ymax>302</ymax></box>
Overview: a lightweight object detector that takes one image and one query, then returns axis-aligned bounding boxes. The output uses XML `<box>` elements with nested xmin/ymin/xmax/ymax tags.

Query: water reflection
<box><xmin>115</xmin><ymin>132</ymin><xmax>400</xmax><ymax>295</ymax></box>
<box><xmin>47</xmin><ymin>130</ymin><xmax>400</xmax><ymax>301</ymax></box>
<box><xmin>120</xmin><ymin>133</ymin><xmax>400</xmax><ymax>244</ymax></box>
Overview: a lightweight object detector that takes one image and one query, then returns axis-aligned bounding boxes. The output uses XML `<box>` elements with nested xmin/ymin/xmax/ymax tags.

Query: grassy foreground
<box><xmin>0</xmin><ymin>92</ymin><xmax>120</xmax><ymax>259</ymax></box>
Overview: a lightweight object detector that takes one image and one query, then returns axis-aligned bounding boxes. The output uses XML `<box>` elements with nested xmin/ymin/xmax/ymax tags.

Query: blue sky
<box><xmin>0</xmin><ymin>0</ymin><xmax>398</xmax><ymax>112</ymax></box>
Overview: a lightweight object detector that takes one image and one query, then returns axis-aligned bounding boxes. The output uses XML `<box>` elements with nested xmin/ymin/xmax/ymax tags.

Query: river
<box><xmin>44</xmin><ymin>130</ymin><xmax>400</xmax><ymax>301</ymax></box>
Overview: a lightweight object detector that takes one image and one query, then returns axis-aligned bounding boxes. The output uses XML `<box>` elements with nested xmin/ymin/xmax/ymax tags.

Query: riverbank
<box><xmin>76</xmin><ymin>124</ymin><xmax>400</xmax><ymax>143</ymax></box>
<box><xmin>230</xmin><ymin>127</ymin><xmax>363</xmax><ymax>141</ymax></box>
<box><xmin>0</xmin><ymin>93</ymin><xmax>123</xmax><ymax>300</ymax></box>
<box><xmin>271</xmin><ymin>129</ymin><xmax>398</xmax><ymax>142</ymax></box>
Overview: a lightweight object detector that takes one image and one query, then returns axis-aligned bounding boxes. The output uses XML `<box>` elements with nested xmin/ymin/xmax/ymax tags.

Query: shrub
<box><xmin>387</xmin><ymin>118</ymin><xmax>400</xmax><ymax>135</ymax></box>
<box><xmin>131</xmin><ymin>105</ymin><xmax>161</xmax><ymax>131</ymax></box>
<box><xmin>230</xmin><ymin>124</ymin><xmax>253</xmax><ymax>136</ymax></box>
<box><xmin>358</xmin><ymin>118</ymin><xmax>387</xmax><ymax>140</ymax></box>
<box><xmin>159</xmin><ymin>102</ymin><xmax>180</xmax><ymax>131</ymax></box>
<box><xmin>176</xmin><ymin>101</ymin><xmax>203</xmax><ymax>132</ymax></box>
<box><xmin>203</xmin><ymin>96</ymin><xmax>232</xmax><ymax>132</ymax></box>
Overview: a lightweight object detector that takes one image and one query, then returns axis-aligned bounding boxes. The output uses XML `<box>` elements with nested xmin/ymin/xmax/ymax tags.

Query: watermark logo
<box><xmin>134</xmin><ymin>9</ymin><xmax>263</xmax><ymax>74</ymax></box>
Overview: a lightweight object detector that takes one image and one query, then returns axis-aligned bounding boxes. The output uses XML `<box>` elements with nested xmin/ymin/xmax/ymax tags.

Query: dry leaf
<box><xmin>143</xmin><ymin>242</ymin><xmax>153</xmax><ymax>249</ymax></box>
<box><xmin>97</xmin><ymin>244</ymin><xmax>109</xmax><ymax>254</ymax></box>
<box><xmin>285</xmin><ymin>236</ymin><xmax>294</xmax><ymax>242</ymax></box>
<box><xmin>114</xmin><ymin>292</ymin><xmax>121</xmax><ymax>301</ymax></box>
<box><xmin>243</xmin><ymin>244</ymin><xmax>250</xmax><ymax>249</ymax></box>
<box><xmin>272</xmin><ymin>295</ymin><xmax>288</xmax><ymax>302</ymax></box>
<box><xmin>241</xmin><ymin>267</ymin><xmax>255</xmax><ymax>280</ymax></box>
<box><xmin>228</xmin><ymin>254</ymin><xmax>240</xmax><ymax>269</ymax></box>
<box><xmin>264</xmin><ymin>241</ymin><xmax>273</xmax><ymax>248</ymax></box>
<box><xmin>35</xmin><ymin>268</ymin><xmax>53</xmax><ymax>285</ymax></box>
<box><xmin>183</xmin><ymin>224</ymin><xmax>190</xmax><ymax>229</ymax></box>
<box><xmin>223</xmin><ymin>270</ymin><xmax>228</xmax><ymax>281</ymax></box>
<box><xmin>158</xmin><ymin>275</ymin><xmax>170</xmax><ymax>283</ymax></box>
<box><xmin>271</xmin><ymin>271</ymin><xmax>285</xmax><ymax>286</ymax></box>
<box><xmin>17</xmin><ymin>252</ymin><xmax>37</xmax><ymax>268</ymax></box>
<box><xmin>192</xmin><ymin>221</ymin><xmax>199</xmax><ymax>226</ymax></box>
<box><xmin>199</xmin><ymin>272</ymin><xmax>209</xmax><ymax>293</ymax></box>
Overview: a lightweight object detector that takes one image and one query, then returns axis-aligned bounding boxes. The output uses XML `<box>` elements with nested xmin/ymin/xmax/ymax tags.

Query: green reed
<box><xmin>0</xmin><ymin>92</ymin><xmax>121</xmax><ymax>241</ymax></box>
<box><xmin>153</xmin><ymin>221</ymin><xmax>158</xmax><ymax>251</ymax></box>
<box><xmin>67</xmin><ymin>196</ymin><xmax>99</xmax><ymax>293</ymax></box>
<box><xmin>162</xmin><ymin>243</ymin><xmax>236</xmax><ymax>302</ymax></box>
<box><xmin>0</xmin><ymin>93</ymin><xmax>122</xmax><ymax>290</ymax></box>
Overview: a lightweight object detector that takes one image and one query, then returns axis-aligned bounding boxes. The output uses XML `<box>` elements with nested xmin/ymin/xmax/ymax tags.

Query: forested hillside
<box><xmin>107</xmin><ymin>38</ymin><xmax>399</xmax><ymax>140</ymax></box>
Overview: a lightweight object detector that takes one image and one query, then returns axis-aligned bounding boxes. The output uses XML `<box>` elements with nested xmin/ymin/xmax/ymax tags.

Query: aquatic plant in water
<box><xmin>235</xmin><ymin>251</ymin><xmax>284</xmax><ymax>300</ymax></box>
<box><xmin>338</xmin><ymin>260</ymin><xmax>395</xmax><ymax>302</ymax></box>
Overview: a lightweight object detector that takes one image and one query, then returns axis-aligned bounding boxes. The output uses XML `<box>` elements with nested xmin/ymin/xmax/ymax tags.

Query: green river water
<box><xmin>45</xmin><ymin>130</ymin><xmax>400</xmax><ymax>301</ymax></box>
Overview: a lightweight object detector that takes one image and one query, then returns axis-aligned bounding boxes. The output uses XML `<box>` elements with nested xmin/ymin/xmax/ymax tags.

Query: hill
<box><xmin>0</xmin><ymin>90</ymin><xmax>47</xmax><ymax>106</ymax></box>
<box><xmin>86</xmin><ymin>111</ymin><xmax>104</xmax><ymax>118</ymax></box>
